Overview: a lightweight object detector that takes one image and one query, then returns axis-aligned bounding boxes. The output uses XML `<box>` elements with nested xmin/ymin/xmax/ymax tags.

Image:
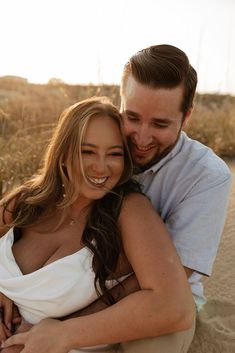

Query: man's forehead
<box><xmin>121</xmin><ymin>84</ymin><xmax>184</xmax><ymax>117</ymax></box>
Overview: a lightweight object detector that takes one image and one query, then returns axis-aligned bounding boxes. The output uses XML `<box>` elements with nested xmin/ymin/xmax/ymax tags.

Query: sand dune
<box><xmin>188</xmin><ymin>159</ymin><xmax>235</xmax><ymax>352</ymax></box>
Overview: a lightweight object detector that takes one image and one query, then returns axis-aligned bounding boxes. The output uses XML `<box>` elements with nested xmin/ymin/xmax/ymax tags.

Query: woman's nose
<box><xmin>90</xmin><ymin>156</ymin><xmax>107</xmax><ymax>175</ymax></box>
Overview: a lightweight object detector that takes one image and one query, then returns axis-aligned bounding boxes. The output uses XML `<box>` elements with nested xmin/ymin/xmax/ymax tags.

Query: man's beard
<box><xmin>133</xmin><ymin>145</ymin><xmax>173</xmax><ymax>173</ymax></box>
<box><xmin>131</xmin><ymin>129</ymin><xmax>182</xmax><ymax>174</ymax></box>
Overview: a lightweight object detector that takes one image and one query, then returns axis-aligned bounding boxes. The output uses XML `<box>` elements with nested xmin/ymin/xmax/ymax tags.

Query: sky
<box><xmin>0</xmin><ymin>0</ymin><xmax>235</xmax><ymax>95</ymax></box>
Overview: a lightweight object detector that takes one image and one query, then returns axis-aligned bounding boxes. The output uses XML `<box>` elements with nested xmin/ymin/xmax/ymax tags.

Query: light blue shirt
<box><xmin>136</xmin><ymin>132</ymin><xmax>232</xmax><ymax>310</ymax></box>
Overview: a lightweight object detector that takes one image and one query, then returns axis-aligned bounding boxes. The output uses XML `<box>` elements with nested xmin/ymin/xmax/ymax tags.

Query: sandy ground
<box><xmin>188</xmin><ymin>159</ymin><xmax>235</xmax><ymax>353</ymax></box>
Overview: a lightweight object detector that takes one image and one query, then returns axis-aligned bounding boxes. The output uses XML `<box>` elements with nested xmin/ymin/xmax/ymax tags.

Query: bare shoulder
<box><xmin>118</xmin><ymin>192</ymin><xmax>167</xmax><ymax>248</ymax></box>
<box><xmin>120</xmin><ymin>192</ymin><xmax>154</xmax><ymax>211</ymax></box>
<box><xmin>119</xmin><ymin>193</ymin><xmax>158</xmax><ymax>222</ymax></box>
<box><xmin>117</xmin><ymin>193</ymin><xmax>187</xmax><ymax>296</ymax></box>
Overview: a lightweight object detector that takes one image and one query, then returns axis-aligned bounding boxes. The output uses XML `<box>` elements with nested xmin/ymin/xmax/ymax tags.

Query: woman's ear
<box><xmin>61</xmin><ymin>161</ymin><xmax>69</xmax><ymax>178</ymax></box>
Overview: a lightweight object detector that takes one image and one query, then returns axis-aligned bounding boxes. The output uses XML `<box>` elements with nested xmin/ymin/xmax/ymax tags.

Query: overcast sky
<box><xmin>1</xmin><ymin>0</ymin><xmax>235</xmax><ymax>94</ymax></box>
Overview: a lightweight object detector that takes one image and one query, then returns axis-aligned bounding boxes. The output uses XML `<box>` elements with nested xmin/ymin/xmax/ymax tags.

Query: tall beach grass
<box><xmin>1</xmin><ymin>76</ymin><xmax>235</xmax><ymax>197</ymax></box>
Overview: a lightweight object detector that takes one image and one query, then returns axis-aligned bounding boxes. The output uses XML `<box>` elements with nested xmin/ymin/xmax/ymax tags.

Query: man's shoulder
<box><xmin>180</xmin><ymin>133</ymin><xmax>231</xmax><ymax>180</ymax></box>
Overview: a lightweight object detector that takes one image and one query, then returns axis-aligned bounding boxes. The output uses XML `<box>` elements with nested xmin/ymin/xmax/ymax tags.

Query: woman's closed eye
<box><xmin>81</xmin><ymin>150</ymin><xmax>94</xmax><ymax>155</ymax></box>
<box><xmin>109</xmin><ymin>152</ymin><xmax>124</xmax><ymax>157</ymax></box>
<box><xmin>81</xmin><ymin>150</ymin><xmax>124</xmax><ymax>157</ymax></box>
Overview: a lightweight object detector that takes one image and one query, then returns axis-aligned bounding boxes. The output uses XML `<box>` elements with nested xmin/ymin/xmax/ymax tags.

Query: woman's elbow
<box><xmin>168</xmin><ymin>293</ymin><xmax>195</xmax><ymax>333</ymax></box>
<box><xmin>175</xmin><ymin>300</ymin><xmax>195</xmax><ymax>332</ymax></box>
<box><xmin>150</xmin><ymin>288</ymin><xmax>195</xmax><ymax>335</ymax></box>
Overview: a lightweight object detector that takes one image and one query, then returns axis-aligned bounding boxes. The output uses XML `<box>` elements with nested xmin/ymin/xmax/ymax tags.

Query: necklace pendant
<box><xmin>69</xmin><ymin>219</ymin><xmax>75</xmax><ymax>226</ymax></box>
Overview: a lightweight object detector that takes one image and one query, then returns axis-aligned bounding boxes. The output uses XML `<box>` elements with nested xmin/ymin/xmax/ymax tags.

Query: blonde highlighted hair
<box><xmin>2</xmin><ymin>96</ymin><xmax>133</xmax><ymax>228</ymax></box>
<box><xmin>2</xmin><ymin>96</ymin><xmax>141</xmax><ymax>305</ymax></box>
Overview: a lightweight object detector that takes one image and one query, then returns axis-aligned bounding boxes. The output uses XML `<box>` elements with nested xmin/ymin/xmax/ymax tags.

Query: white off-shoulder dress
<box><xmin>0</xmin><ymin>228</ymin><xmax>123</xmax><ymax>352</ymax></box>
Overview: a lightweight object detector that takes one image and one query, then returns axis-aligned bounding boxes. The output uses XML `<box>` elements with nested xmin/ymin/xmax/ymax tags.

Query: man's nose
<box><xmin>135</xmin><ymin>124</ymin><xmax>152</xmax><ymax>146</ymax></box>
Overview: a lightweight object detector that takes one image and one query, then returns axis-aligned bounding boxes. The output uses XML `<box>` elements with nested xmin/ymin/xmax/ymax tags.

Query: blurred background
<box><xmin>1</xmin><ymin>0</ymin><xmax>235</xmax><ymax>94</ymax></box>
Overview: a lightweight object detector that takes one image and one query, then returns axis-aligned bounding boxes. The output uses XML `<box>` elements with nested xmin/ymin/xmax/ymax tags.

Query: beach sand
<box><xmin>188</xmin><ymin>159</ymin><xmax>235</xmax><ymax>353</ymax></box>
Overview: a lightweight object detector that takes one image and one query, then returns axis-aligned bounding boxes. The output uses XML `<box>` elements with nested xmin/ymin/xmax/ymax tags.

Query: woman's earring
<box><xmin>62</xmin><ymin>183</ymin><xmax>66</xmax><ymax>198</ymax></box>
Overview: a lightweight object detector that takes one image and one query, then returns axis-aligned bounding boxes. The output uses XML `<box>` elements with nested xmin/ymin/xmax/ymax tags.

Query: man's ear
<box><xmin>182</xmin><ymin>106</ymin><xmax>193</xmax><ymax>127</ymax></box>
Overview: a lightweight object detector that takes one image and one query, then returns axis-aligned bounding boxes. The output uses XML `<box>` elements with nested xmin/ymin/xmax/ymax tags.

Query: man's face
<box><xmin>121</xmin><ymin>75</ymin><xmax>191</xmax><ymax>168</ymax></box>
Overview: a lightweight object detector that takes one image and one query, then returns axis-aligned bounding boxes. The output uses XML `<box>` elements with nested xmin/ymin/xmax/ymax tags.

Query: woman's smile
<box><xmin>65</xmin><ymin>115</ymin><xmax>125</xmax><ymax>202</ymax></box>
<box><xmin>86</xmin><ymin>176</ymin><xmax>109</xmax><ymax>187</ymax></box>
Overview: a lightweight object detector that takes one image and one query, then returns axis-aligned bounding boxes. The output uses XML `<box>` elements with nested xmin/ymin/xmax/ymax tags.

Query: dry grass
<box><xmin>1</xmin><ymin>76</ymin><xmax>235</xmax><ymax>197</ymax></box>
<box><xmin>186</xmin><ymin>94</ymin><xmax>235</xmax><ymax>156</ymax></box>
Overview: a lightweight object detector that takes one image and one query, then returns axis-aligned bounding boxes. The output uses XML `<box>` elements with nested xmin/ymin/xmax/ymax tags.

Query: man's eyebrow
<box><xmin>125</xmin><ymin>110</ymin><xmax>172</xmax><ymax>123</ymax></box>
<box><xmin>152</xmin><ymin>117</ymin><xmax>172</xmax><ymax>123</ymax></box>
<box><xmin>124</xmin><ymin>110</ymin><xmax>140</xmax><ymax>117</ymax></box>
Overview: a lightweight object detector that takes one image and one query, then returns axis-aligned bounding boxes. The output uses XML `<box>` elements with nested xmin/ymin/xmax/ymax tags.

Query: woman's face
<box><xmin>67</xmin><ymin>115</ymin><xmax>125</xmax><ymax>203</ymax></box>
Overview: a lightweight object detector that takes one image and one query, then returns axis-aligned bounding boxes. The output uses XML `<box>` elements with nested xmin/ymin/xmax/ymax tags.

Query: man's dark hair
<box><xmin>121</xmin><ymin>44</ymin><xmax>197</xmax><ymax>116</ymax></box>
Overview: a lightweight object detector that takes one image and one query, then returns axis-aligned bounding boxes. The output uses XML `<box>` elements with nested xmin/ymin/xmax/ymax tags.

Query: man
<box><xmin>121</xmin><ymin>44</ymin><xmax>231</xmax><ymax>307</ymax></box>
<box><xmin>117</xmin><ymin>43</ymin><xmax>232</xmax><ymax>352</ymax></box>
<box><xmin>3</xmin><ymin>45</ymin><xmax>232</xmax><ymax>353</ymax></box>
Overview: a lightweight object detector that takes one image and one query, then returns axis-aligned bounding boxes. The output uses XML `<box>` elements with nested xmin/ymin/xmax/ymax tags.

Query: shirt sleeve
<box><xmin>165</xmin><ymin>171</ymin><xmax>232</xmax><ymax>276</ymax></box>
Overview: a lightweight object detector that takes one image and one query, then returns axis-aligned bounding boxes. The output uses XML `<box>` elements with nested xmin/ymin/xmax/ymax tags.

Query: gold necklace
<box><xmin>68</xmin><ymin>217</ymin><xmax>79</xmax><ymax>226</ymax></box>
<box><xmin>68</xmin><ymin>205</ymin><xmax>89</xmax><ymax>227</ymax></box>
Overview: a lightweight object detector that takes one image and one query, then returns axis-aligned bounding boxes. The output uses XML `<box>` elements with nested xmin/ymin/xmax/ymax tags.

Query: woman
<box><xmin>0</xmin><ymin>97</ymin><xmax>194</xmax><ymax>353</ymax></box>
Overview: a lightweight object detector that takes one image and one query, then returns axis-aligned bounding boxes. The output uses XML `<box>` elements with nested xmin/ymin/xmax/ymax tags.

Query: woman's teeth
<box><xmin>87</xmin><ymin>176</ymin><xmax>108</xmax><ymax>186</ymax></box>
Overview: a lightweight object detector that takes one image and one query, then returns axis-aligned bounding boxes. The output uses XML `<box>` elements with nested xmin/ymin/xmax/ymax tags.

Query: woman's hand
<box><xmin>0</xmin><ymin>320</ymin><xmax>11</xmax><ymax>342</ymax></box>
<box><xmin>1</xmin><ymin>318</ymin><xmax>70</xmax><ymax>353</ymax></box>
<box><xmin>0</xmin><ymin>293</ymin><xmax>21</xmax><ymax>341</ymax></box>
<box><xmin>1</xmin><ymin>321</ymin><xmax>33</xmax><ymax>353</ymax></box>
<box><xmin>0</xmin><ymin>293</ymin><xmax>14</xmax><ymax>340</ymax></box>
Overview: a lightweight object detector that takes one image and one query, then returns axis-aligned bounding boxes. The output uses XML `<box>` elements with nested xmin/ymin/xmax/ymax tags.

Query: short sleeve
<box><xmin>166</xmin><ymin>172</ymin><xmax>232</xmax><ymax>276</ymax></box>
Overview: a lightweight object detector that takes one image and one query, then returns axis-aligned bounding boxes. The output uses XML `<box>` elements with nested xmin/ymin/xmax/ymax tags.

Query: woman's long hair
<box><xmin>84</xmin><ymin>178</ymin><xmax>141</xmax><ymax>305</ymax></box>
<box><xmin>2</xmin><ymin>96</ymin><xmax>140</xmax><ymax>304</ymax></box>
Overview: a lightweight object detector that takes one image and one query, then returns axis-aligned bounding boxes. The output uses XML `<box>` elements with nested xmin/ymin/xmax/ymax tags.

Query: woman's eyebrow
<box><xmin>82</xmin><ymin>142</ymin><xmax>124</xmax><ymax>149</ymax></box>
<box><xmin>81</xmin><ymin>142</ymin><xmax>96</xmax><ymax>147</ymax></box>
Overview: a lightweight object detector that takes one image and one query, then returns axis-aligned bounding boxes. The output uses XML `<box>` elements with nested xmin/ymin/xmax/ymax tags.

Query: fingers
<box><xmin>0</xmin><ymin>298</ymin><xmax>13</xmax><ymax>331</ymax></box>
<box><xmin>1</xmin><ymin>346</ymin><xmax>24</xmax><ymax>353</ymax></box>
<box><xmin>3</xmin><ymin>302</ymin><xmax>13</xmax><ymax>331</ymax></box>
<box><xmin>12</xmin><ymin>305</ymin><xmax>22</xmax><ymax>325</ymax></box>
<box><xmin>1</xmin><ymin>332</ymin><xmax>28</xmax><ymax>349</ymax></box>
<box><xmin>3</xmin><ymin>324</ymin><xmax>12</xmax><ymax>337</ymax></box>
<box><xmin>0</xmin><ymin>308</ymin><xmax>11</xmax><ymax>340</ymax></box>
<box><xmin>0</xmin><ymin>324</ymin><xmax>7</xmax><ymax>341</ymax></box>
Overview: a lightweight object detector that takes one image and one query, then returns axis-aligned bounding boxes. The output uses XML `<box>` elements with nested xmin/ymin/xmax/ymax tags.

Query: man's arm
<box><xmin>62</xmin><ymin>266</ymin><xmax>193</xmax><ymax>320</ymax></box>
<box><xmin>167</xmin><ymin>172</ymin><xmax>232</xmax><ymax>278</ymax></box>
<box><xmin>61</xmin><ymin>273</ymin><xmax>140</xmax><ymax>319</ymax></box>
